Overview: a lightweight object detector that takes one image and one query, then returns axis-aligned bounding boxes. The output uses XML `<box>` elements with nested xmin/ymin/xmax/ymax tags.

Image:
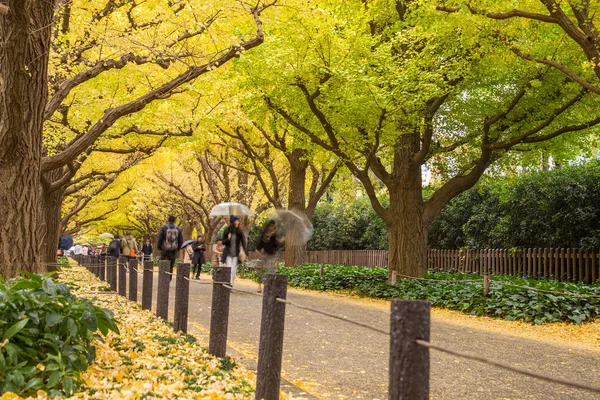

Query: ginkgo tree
<box><xmin>213</xmin><ymin>111</ymin><xmax>339</xmax><ymax>266</ymax></box>
<box><xmin>0</xmin><ymin>0</ymin><xmax>276</xmax><ymax>276</ymax></box>
<box><xmin>238</xmin><ymin>0</ymin><xmax>600</xmax><ymax>276</ymax></box>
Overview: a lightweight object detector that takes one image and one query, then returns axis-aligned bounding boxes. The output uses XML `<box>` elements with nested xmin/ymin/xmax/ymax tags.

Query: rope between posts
<box><xmin>222</xmin><ymin>284</ymin><xmax>264</xmax><ymax>297</ymax></box>
<box><xmin>395</xmin><ymin>274</ymin><xmax>483</xmax><ymax>283</ymax></box>
<box><xmin>185</xmin><ymin>277</ymin><xmax>213</xmax><ymax>285</ymax></box>
<box><xmin>275</xmin><ymin>298</ymin><xmax>389</xmax><ymax>335</ymax></box>
<box><xmin>416</xmin><ymin>340</ymin><xmax>600</xmax><ymax>394</ymax></box>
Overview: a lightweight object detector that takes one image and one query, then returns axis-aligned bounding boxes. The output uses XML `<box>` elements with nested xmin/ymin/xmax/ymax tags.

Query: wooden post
<box><xmin>566</xmin><ymin>248</ymin><xmax>572</xmax><ymax>282</ymax></box>
<box><xmin>319</xmin><ymin>265</ymin><xmax>324</xmax><ymax>279</ymax></box>
<box><xmin>391</xmin><ymin>270</ymin><xmax>397</xmax><ymax>286</ymax></box>
<box><xmin>99</xmin><ymin>254</ymin><xmax>106</xmax><ymax>281</ymax></box>
<box><xmin>128</xmin><ymin>259</ymin><xmax>138</xmax><ymax>302</ymax></box>
<box><xmin>592</xmin><ymin>250</ymin><xmax>598</xmax><ymax>285</ymax></box>
<box><xmin>156</xmin><ymin>260</ymin><xmax>171</xmax><ymax>320</ymax></box>
<box><xmin>578</xmin><ymin>249</ymin><xmax>583</xmax><ymax>283</ymax></box>
<box><xmin>118</xmin><ymin>256</ymin><xmax>127</xmax><ymax>297</ymax></box>
<box><xmin>174</xmin><ymin>263</ymin><xmax>190</xmax><ymax>334</ymax></box>
<box><xmin>209</xmin><ymin>267</ymin><xmax>232</xmax><ymax>357</ymax></box>
<box><xmin>142</xmin><ymin>261</ymin><xmax>154</xmax><ymax>311</ymax></box>
<box><xmin>389</xmin><ymin>300</ymin><xmax>430</xmax><ymax>400</ymax></box>
<box><xmin>107</xmin><ymin>256</ymin><xmax>117</xmax><ymax>291</ymax></box>
<box><xmin>483</xmin><ymin>273</ymin><xmax>490</xmax><ymax>296</ymax></box>
<box><xmin>256</xmin><ymin>274</ymin><xmax>288</xmax><ymax>400</ymax></box>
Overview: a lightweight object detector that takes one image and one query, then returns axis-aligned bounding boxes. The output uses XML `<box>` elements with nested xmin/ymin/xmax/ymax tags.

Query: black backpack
<box><xmin>108</xmin><ymin>239</ymin><xmax>120</xmax><ymax>256</ymax></box>
<box><xmin>163</xmin><ymin>225</ymin><xmax>179</xmax><ymax>251</ymax></box>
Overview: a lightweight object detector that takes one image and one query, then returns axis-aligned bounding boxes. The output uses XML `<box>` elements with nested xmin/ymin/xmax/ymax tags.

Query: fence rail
<box><xmin>250</xmin><ymin>248</ymin><xmax>600</xmax><ymax>283</ymax></box>
<box><xmin>428</xmin><ymin>248</ymin><xmax>600</xmax><ymax>284</ymax></box>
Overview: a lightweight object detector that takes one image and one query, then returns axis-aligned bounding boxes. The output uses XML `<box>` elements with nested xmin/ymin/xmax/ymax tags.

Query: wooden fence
<box><xmin>428</xmin><ymin>248</ymin><xmax>600</xmax><ymax>284</ymax></box>
<box><xmin>250</xmin><ymin>248</ymin><xmax>600</xmax><ymax>283</ymax></box>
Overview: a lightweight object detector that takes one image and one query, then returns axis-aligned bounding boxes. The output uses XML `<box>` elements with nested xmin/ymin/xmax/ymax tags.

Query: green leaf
<box><xmin>2</xmin><ymin>318</ymin><xmax>29</xmax><ymax>341</ymax></box>
<box><xmin>46</xmin><ymin>313</ymin><xmax>62</xmax><ymax>327</ymax></box>
<box><xmin>48</xmin><ymin>370</ymin><xmax>62</xmax><ymax>388</ymax></box>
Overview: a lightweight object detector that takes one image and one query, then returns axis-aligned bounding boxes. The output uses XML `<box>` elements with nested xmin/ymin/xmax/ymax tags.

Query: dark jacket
<box><xmin>157</xmin><ymin>223</ymin><xmax>183</xmax><ymax>252</ymax></box>
<box><xmin>222</xmin><ymin>225</ymin><xmax>247</xmax><ymax>258</ymax></box>
<box><xmin>256</xmin><ymin>235</ymin><xmax>281</xmax><ymax>255</ymax></box>
<box><xmin>107</xmin><ymin>239</ymin><xmax>121</xmax><ymax>258</ymax></box>
<box><xmin>141</xmin><ymin>243</ymin><xmax>153</xmax><ymax>256</ymax></box>
<box><xmin>60</xmin><ymin>234</ymin><xmax>73</xmax><ymax>250</ymax></box>
<box><xmin>191</xmin><ymin>241</ymin><xmax>206</xmax><ymax>265</ymax></box>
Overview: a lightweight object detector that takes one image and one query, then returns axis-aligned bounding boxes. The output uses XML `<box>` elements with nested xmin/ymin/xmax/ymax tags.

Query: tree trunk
<box><xmin>0</xmin><ymin>3</ymin><xmax>54</xmax><ymax>277</ymax></box>
<box><xmin>284</xmin><ymin>150</ymin><xmax>309</xmax><ymax>267</ymax></box>
<box><xmin>41</xmin><ymin>186</ymin><xmax>65</xmax><ymax>271</ymax></box>
<box><xmin>182</xmin><ymin>212</ymin><xmax>194</xmax><ymax>240</ymax></box>
<box><xmin>387</xmin><ymin>213</ymin><xmax>428</xmax><ymax>278</ymax></box>
<box><xmin>386</xmin><ymin>146</ymin><xmax>427</xmax><ymax>277</ymax></box>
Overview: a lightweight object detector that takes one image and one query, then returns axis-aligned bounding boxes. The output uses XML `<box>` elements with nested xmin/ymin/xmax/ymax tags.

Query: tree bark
<box><xmin>41</xmin><ymin>185</ymin><xmax>66</xmax><ymax>270</ymax></box>
<box><xmin>284</xmin><ymin>149</ymin><xmax>309</xmax><ymax>267</ymax></box>
<box><xmin>182</xmin><ymin>212</ymin><xmax>194</xmax><ymax>240</ymax></box>
<box><xmin>0</xmin><ymin>2</ymin><xmax>54</xmax><ymax>277</ymax></box>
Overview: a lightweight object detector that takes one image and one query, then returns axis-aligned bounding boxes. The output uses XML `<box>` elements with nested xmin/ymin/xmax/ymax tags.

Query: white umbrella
<box><xmin>209</xmin><ymin>202</ymin><xmax>254</xmax><ymax>217</ymax></box>
<box><xmin>99</xmin><ymin>232</ymin><xmax>114</xmax><ymax>239</ymax></box>
<box><xmin>274</xmin><ymin>209</ymin><xmax>314</xmax><ymax>243</ymax></box>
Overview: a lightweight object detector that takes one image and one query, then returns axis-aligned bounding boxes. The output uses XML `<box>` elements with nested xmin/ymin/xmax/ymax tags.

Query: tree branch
<box><xmin>42</xmin><ymin>3</ymin><xmax>272</xmax><ymax>171</ymax></box>
<box><xmin>436</xmin><ymin>5</ymin><xmax>558</xmax><ymax>23</ymax></box>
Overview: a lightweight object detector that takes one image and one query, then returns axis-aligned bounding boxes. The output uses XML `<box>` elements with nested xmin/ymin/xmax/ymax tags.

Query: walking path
<box><xmin>154</xmin><ymin>276</ymin><xmax>599</xmax><ymax>399</ymax></box>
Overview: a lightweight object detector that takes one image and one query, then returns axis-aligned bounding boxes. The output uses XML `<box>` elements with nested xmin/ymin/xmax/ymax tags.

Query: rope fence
<box><xmin>66</xmin><ymin>255</ymin><xmax>600</xmax><ymax>398</ymax></box>
<box><xmin>416</xmin><ymin>340</ymin><xmax>600</xmax><ymax>394</ymax></box>
<box><xmin>275</xmin><ymin>297</ymin><xmax>389</xmax><ymax>335</ymax></box>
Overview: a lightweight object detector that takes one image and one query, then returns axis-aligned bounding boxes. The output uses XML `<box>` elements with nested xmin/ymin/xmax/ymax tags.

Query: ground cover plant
<box><xmin>240</xmin><ymin>264</ymin><xmax>600</xmax><ymax>325</ymax></box>
<box><xmin>0</xmin><ymin>273</ymin><xmax>118</xmax><ymax>397</ymax></box>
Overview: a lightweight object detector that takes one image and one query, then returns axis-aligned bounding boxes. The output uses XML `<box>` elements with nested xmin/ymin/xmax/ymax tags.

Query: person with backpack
<box><xmin>121</xmin><ymin>231</ymin><xmax>139</xmax><ymax>260</ymax></box>
<box><xmin>222</xmin><ymin>216</ymin><xmax>247</xmax><ymax>286</ymax></box>
<box><xmin>157</xmin><ymin>215</ymin><xmax>183</xmax><ymax>279</ymax></box>
<box><xmin>107</xmin><ymin>235</ymin><xmax>121</xmax><ymax>258</ymax></box>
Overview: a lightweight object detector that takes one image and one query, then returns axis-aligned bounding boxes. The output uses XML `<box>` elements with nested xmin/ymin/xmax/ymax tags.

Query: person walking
<box><xmin>141</xmin><ymin>238</ymin><xmax>153</xmax><ymax>262</ymax></box>
<box><xmin>157</xmin><ymin>215</ymin><xmax>183</xmax><ymax>280</ymax></box>
<box><xmin>191</xmin><ymin>234</ymin><xmax>206</xmax><ymax>279</ymax></box>
<box><xmin>59</xmin><ymin>234</ymin><xmax>73</xmax><ymax>252</ymax></box>
<box><xmin>256</xmin><ymin>219</ymin><xmax>284</xmax><ymax>292</ymax></box>
<box><xmin>107</xmin><ymin>235</ymin><xmax>121</xmax><ymax>258</ymax></box>
<box><xmin>121</xmin><ymin>231</ymin><xmax>139</xmax><ymax>261</ymax></box>
<box><xmin>222</xmin><ymin>216</ymin><xmax>247</xmax><ymax>286</ymax></box>
<box><xmin>211</xmin><ymin>237</ymin><xmax>225</xmax><ymax>267</ymax></box>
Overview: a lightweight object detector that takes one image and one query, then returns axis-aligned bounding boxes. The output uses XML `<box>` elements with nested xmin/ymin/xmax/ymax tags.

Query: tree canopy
<box><xmin>2</xmin><ymin>0</ymin><xmax>599</xmax><ymax>276</ymax></box>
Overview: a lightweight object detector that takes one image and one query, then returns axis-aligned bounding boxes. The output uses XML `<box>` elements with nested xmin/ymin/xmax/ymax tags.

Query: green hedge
<box><xmin>429</xmin><ymin>162</ymin><xmax>600</xmax><ymax>249</ymax></box>
<box><xmin>240</xmin><ymin>264</ymin><xmax>600</xmax><ymax>324</ymax></box>
<box><xmin>0</xmin><ymin>273</ymin><xmax>118</xmax><ymax>397</ymax></box>
<box><xmin>304</xmin><ymin>162</ymin><xmax>600</xmax><ymax>250</ymax></box>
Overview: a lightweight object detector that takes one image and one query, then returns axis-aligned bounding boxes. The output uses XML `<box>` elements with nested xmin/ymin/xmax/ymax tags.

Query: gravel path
<box><xmin>150</xmin><ymin>275</ymin><xmax>600</xmax><ymax>399</ymax></box>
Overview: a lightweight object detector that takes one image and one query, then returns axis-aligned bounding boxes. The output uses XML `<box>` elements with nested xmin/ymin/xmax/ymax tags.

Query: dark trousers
<box><xmin>160</xmin><ymin>251</ymin><xmax>177</xmax><ymax>275</ymax></box>
<box><xmin>191</xmin><ymin>263</ymin><xmax>200</xmax><ymax>278</ymax></box>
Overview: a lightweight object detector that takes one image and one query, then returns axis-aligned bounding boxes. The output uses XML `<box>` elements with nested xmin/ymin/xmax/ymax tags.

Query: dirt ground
<box><xmin>152</xmin><ymin>276</ymin><xmax>599</xmax><ymax>399</ymax></box>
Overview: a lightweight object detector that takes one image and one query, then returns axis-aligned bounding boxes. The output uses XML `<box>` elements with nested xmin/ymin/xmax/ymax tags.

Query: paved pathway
<box><xmin>151</xmin><ymin>275</ymin><xmax>599</xmax><ymax>399</ymax></box>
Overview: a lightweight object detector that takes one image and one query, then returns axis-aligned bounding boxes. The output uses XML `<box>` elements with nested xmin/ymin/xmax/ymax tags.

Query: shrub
<box><xmin>0</xmin><ymin>273</ymin><xmax>119</xmax><ymax>397</ymax></box>
<box><xmin>241</xmin><ymin>264</ymin><xmax>600</xmax><ymax>324</ymax></box>
<box><xmin>429</xmin><ymin>161</ymin><xmax>600</xmax><ymax>249</ymax></box>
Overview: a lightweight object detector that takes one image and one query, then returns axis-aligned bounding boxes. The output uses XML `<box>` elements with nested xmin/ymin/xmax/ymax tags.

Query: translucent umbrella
<box><xmin>209</xmin><ymin>202</ymin><xmax>254</xmax><ymax>217</ymax></box>
<box><xmin>99</xmin><ymin>232</ymin><xmax>114</xmax><ymax>239</ymax></box>
<box><xmin>269</xmin><ymin>209</ymin><xmax>313</xmax><ymax>244</ymax></box>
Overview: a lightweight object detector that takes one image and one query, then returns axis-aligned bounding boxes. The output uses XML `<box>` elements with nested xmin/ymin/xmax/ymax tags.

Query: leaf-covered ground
<box><xmin>3</xmin><ymin>266</ymin><xmax>257</xmax><ymax>399</ymax></box>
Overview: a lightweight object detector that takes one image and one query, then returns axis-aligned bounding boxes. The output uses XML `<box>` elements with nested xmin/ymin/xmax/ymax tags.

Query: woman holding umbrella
<box><xmin>222</xmin><ymin>216</ymin><xmax>247</xmax><ymax>286</ymax></box>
